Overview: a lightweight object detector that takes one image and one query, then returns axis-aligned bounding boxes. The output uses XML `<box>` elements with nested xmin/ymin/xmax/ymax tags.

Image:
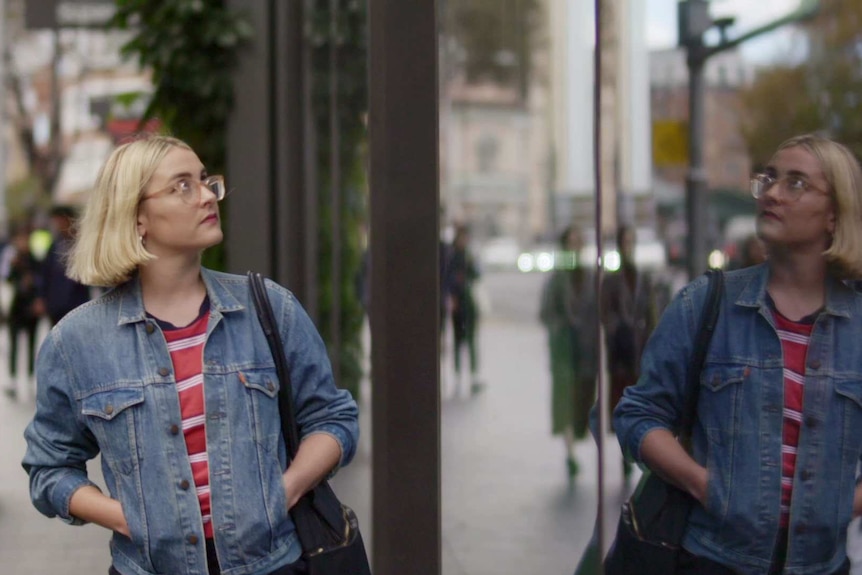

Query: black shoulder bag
<box><xmin>249</xmin><ymin>272</ymin><xmax>372</xmax><ymax>575</ymax></box>
<box><xmin>604</xmin><ymin>269</ymin><xmax>724</xmax><ymax>575</ymax></box>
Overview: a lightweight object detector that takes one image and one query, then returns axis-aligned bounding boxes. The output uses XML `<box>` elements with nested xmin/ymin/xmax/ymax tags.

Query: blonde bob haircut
<box><xmin>67</xmin><ymin>134</ymin><xmax>192</xmax><ymax>287</ymax></box>
<box><xmin>776</xmin><ymin>134</ymin><xmax>862</xmax><ymax>279</ymax></box>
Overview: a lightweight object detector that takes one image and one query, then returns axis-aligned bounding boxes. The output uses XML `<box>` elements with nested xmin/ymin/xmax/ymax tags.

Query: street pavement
<box><xmin>2</xmin><ymin>271</ymin><xmax>862</xmax><ymax>574</ymax></box>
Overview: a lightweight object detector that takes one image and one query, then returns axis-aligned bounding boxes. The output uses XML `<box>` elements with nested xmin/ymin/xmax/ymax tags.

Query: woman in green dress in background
<box><xmin>540</xmin><ymin>226</ymin><xmax>598</xmax><ymax>479</ymax></box>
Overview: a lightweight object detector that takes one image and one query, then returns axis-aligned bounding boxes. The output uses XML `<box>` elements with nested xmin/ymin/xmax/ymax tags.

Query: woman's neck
<box><xmin>138</xmin><ymin>258</ymin><xmax>207</xmax><ymax>325</ymax></box>
<box><xmin>766</xmin><ymin>250</ymin><xmax>828</xmax><ymax>321</ymax></box>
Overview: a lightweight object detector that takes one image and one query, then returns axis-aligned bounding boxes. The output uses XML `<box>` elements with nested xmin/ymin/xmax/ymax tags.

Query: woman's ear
<box><xmin>136</xmin><ymin>214</ymin><xmax>147</xmax><ymax>241</ymax></box>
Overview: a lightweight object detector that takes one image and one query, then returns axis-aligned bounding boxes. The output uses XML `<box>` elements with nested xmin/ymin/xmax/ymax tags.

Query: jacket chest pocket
<box><xmin>699</xmin><ymin>364</ymin><xmax>748</xmax><ymax>445</ymax></box>
<box><xmin>237</xmin><ymin>369</ymin><xmax>282</xmax><ymax>450</ymax></box>
<box><xmin>80</xmin><ymin>386</ymin><xmax>145</xmax><ymax>476</ymax></box>
<box><xmin>833</xmin><ymin>380</ymin><xmax>862</xmax><ymax>456</ymax></box>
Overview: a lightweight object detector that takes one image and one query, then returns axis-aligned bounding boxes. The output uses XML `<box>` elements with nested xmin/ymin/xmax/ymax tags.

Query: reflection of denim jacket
<box><xmin>613</xmin><ymin>264</ymin><xmax>862</xmax><ymax>575</ymax></box>
<box><xmin>23</xmin><ymin>269</ymin><xmax>359</xmax><ymax>575</ymax></box>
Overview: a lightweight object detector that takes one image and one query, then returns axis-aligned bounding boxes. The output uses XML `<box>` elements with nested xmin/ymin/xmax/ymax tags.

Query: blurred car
<box><xmin>479</xmin><ymin>237</ymin><xmax>522</xmax><ymax>271</ymax></box>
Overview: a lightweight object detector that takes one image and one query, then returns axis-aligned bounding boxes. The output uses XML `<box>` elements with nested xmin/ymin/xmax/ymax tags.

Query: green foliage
<box><xmin>309</xmin><ymin>1</ymin><xmax>368</xmax><ymax>400</ymax></box>
<box><xmin>110</xmin><ymin>0</ymin><xmax>253</xmax><ymax>270</ymax></box>
<box><xmin>740</xmin><ymin>0</ymin><xmax>862</xmax><ymax>160</ymax></box>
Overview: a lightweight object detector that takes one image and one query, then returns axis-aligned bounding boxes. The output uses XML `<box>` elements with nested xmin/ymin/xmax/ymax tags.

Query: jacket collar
<box><xmin>115</xmin><ymin>268</ymin><xmax>246</xmax><ymax>326</ymax></box>
<box><xmin>735</xmin><ymin>263</ymin><xmax>854</xmax><ymax>319</ymax></box>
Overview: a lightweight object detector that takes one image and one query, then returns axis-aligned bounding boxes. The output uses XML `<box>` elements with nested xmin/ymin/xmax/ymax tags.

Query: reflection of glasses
<box><xmin>750</xmin><ymin>173</ymin><xmax>828</xmax><ymax>202</ymax></box>
<box><xmin>142</xmin><ymin>176</ymin><xmax>227</xmax><ymax>205</ymax></box>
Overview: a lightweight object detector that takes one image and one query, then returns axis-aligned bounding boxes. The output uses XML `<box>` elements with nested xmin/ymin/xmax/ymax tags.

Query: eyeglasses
<box><xmin>750</xmin><ymin>173</ymin><xmax>828</xmax><ymax>202</ymax></box>
<box><xmin>142</xmin><ymin>175</ymin><xmax>227</xmax><ymax>205</ymax></box>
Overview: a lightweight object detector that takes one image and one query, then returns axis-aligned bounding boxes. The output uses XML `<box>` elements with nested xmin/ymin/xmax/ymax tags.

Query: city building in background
<box><xmin>2</xmin><ymin>0</ymin><xmax>153</xmax><ymax>230</ymax></box>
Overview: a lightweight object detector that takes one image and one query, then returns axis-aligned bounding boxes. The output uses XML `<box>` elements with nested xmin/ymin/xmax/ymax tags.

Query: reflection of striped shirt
<box><xmin>772</xmin><ymin>309</ymin><xmax>814</xmax><ymax>529</ymax></box>
<box><xmin>156</xmin><ymin>304</ymin><xmax>212</xmax><ymax>538</ymax></box>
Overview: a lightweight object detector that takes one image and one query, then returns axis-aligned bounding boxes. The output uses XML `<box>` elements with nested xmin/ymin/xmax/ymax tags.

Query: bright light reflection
<box><xmin>536</xmin><ymin>252</ymin><xmax>554</xmax><ymax>272</ymax></box>
<box><xmin>603</xmin><ymin>250</ymin><xmax>621</xmax><ymax>271</ymax></box>
<box><xmin>708</xmin><ymin>249</ymin><xmax>726</xmax><ymax>269</ymax></box>
<box><xmin>517</xmin><ymin>253</ymin><xmax>535</xmax><ymax>273</ymax></box>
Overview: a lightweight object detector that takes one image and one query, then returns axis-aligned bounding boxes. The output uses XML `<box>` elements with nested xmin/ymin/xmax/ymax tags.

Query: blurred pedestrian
<box><xmin>446</xmin><ymin>224</ymin><xmax>482</xmax><ymax>393</ymax></box>
<box><xmin>22</xmin><ymin>134</ymin><xmax>359</xmax><ymax>575</ymax></box>
<box><xmin>34</xmin><ymin>205</ymin><xmax>91</xmax><ymax>325</ymax></box>
<box><xmin>2</xmin><ymin>227</ymin><xmax>41</xmax><ymax>399</ymax></box>
<box><xmin>611</xmin><ymin>134</ymin><xmax>862</xmax><ymax>574</ymax></box>
<box><xmin>539</xmin><ymin>226</ymin><xmax>597</xmax><ymax>479</ymax></box>
<box><xmin>601</xmin><ymin>225</ymin><xmax>659</xmax><ymax>479</ymax></box>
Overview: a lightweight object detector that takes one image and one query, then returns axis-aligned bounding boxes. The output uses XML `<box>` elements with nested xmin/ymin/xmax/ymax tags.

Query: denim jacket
<box><xmin>613</xmin><ymin>264</ymin><xmax>862</xmax><ymax>575</ymax></box>
<box><xmin>22</xmin><ymin>269</ymin><xmax>359</xmax><ymax>575</ymax></box>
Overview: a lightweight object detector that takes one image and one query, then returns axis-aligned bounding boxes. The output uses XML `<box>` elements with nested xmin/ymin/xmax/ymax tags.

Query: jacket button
<box><xmin>187</xmin><ymin>534</ymin><xmax>199</xmax><ymax>545</ymax></box>
<box><xmin>800</xmin><ymin>469</ymin><xmax>812</xmax><ymax>481</ymax></box>
<box><xmin>180</xmin><ymin>480</ymin><xmax>190</xmax><ymax>490</ymax></box>
<box><xmin>170</xmin><ymin>425</ymin><xmax>180</xmax><ymax>435</ymax></box>
<box><xmin>805</xmin><ymin>416</ymin><xmax>818</xmax><ymax>429</ymax></box>
<box><xmin>267</xmin><ymin>381</ymin><xmax>276</xmax><ymax>392</ymax></box>
<box><xmin>808</xmin><ymin>359</ymin><xmax>821</xmax><ymax>370</ymax></box>
<box><xmin>159</xmin><ymin>367</ymin><xmax>170</xmax><ymax>377</ymax></box>
<box><xmin>105</xmin><ymin>405</ymin><xmax>114</xmax><ymax>415</ymax></box>
<box><xmin>146</xmin><ymin>323</ymin><xmax>155</xmax><ymax>334</ymax></box>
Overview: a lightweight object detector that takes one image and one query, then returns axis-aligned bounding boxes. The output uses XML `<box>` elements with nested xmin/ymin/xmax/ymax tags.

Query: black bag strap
<box><xmin>680</xmin><ymin>269</ymin><xmax>724</xmax><ymax>441</ymax></box>
<box><xmin>248</xmin><ymin>271</ymin><xmax>301</xmax><ymax>460</ymax></box>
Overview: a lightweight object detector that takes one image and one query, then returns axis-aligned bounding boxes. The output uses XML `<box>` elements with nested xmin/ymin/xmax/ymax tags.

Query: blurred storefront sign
<box><xmin>25</xmin><ymin>0</ymin><xmax>115</xmax><ymax>29</ymax></box>
<box><xmin>652</xmin><ymin>120</ymin><xmax>689</xmax><ymax>167</ymax></box>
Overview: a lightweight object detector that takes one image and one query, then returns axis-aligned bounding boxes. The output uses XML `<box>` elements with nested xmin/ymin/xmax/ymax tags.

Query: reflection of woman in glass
<box><xmin>614</xmin><ymin>134</ymin><xmax>862</xmax><ymax>574</ymax></box>
<box><xmin>601</xmin><ymin>225</ymin><xmax>658</xmax><ymax>478</ymax></box>
<box><xmin>540</xmin><ymin>226</ymin><xmax>597</xmax><ymax>479</ymax></box>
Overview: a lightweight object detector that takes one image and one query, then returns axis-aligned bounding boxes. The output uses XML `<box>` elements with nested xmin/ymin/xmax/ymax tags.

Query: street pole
<box><xmin>679</xmin><ymin>0</ymin><xmax>821</xmax><ymax>281</ymax></box>
<box><xmin>685</xmin><ymin>44</ymin><xmax>708</xmax><ymax>280</ymax></box>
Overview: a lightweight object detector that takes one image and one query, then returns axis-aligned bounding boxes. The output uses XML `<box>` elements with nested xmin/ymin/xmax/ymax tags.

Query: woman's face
<box><xmin>755</xmin><ymin>145</ymin><xmax>835</xmax><ymax>254</ymax></box>
<box><xmin>136</xmin><ymin>147</ymin><xmax>224</xmax><ymax>258</ymax></box>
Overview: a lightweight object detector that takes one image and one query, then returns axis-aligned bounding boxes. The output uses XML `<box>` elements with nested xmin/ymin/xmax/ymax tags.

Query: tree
<box><xmin>739</xmin><ymin>65</ymin><xmax>822</xmax><ymax>167</ymax></box>
<box><xmin>740</xmin><ymin>0</ymin><xmax>862</xmax><ymax>161</ymax></box>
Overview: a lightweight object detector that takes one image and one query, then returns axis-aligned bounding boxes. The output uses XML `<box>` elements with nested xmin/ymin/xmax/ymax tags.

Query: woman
<box><xmin>612</xmin><ymin>134</ymin><xmax>862</xmax><ymax>574</ymax></box>
<box><xmin>539</xmin><ymin>226</ymin><xmax>597</xmax><ymax>478</ymax></box>
<box><xmin>22</xmin><ymin>135</ymin><xmax>359</xmax><ymax>575</ymax></box>
<box><xmin>602</xmin><ymin>224</ymin><xmax>659</xmax><ymax>479</ymax></box>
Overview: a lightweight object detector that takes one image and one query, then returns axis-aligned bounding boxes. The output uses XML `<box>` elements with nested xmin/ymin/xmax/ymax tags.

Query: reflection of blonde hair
<box><xmin>67</xmin><ymin>135</ymin><xmax>191</xmax><ymax>287</ymax></box>
<box><xmin>776</xmin><ymin>134</ymin><xmax>862</xmax><ymax>278</ymax></box>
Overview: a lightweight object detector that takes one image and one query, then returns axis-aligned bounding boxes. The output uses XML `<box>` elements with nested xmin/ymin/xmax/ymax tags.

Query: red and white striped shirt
<box><xmin>772</xmin><ymin>308</ymin><xmax>814</xmax><ymax>529</ymax></box>
<box><xmin>158</xmin><ymin>307</ymin><xmax>212</xmax><ymax>537</ymax></box>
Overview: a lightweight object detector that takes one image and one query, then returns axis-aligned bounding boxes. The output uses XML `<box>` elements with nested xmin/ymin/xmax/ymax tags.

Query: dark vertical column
<box><xmin>280</xmin><ymin>0</ymin><xmax>313</xmax><ymax>303</ymax></box>
<box><xmin>226</xmin><ymin>0</ymin><xmax>314</xmax><ymax>301</ymax></box>
<box><xmin>368</xmin><ymin>0</ymin><xmax>440</xmax><ymax>573</ymax></box>
<box><xmin>225</xmin><ymin>0</ymin><xmax>273</xmax><ymax>276</ymax></box>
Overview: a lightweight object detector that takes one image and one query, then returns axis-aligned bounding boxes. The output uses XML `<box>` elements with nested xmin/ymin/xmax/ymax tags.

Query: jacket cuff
<box><xmin>51</xmin><ymin>473</ymin><xmax>100</xmax><ymax>525</ymax></box>
<box><xmin>301</xmin><ymin>428</ymin><xmax>353</xmax><ymax>477</ymax></box>
<box><xmin>629</xmin><ymin>419</ymin><xmax>670</xmax><ymax>463</ymax></box>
